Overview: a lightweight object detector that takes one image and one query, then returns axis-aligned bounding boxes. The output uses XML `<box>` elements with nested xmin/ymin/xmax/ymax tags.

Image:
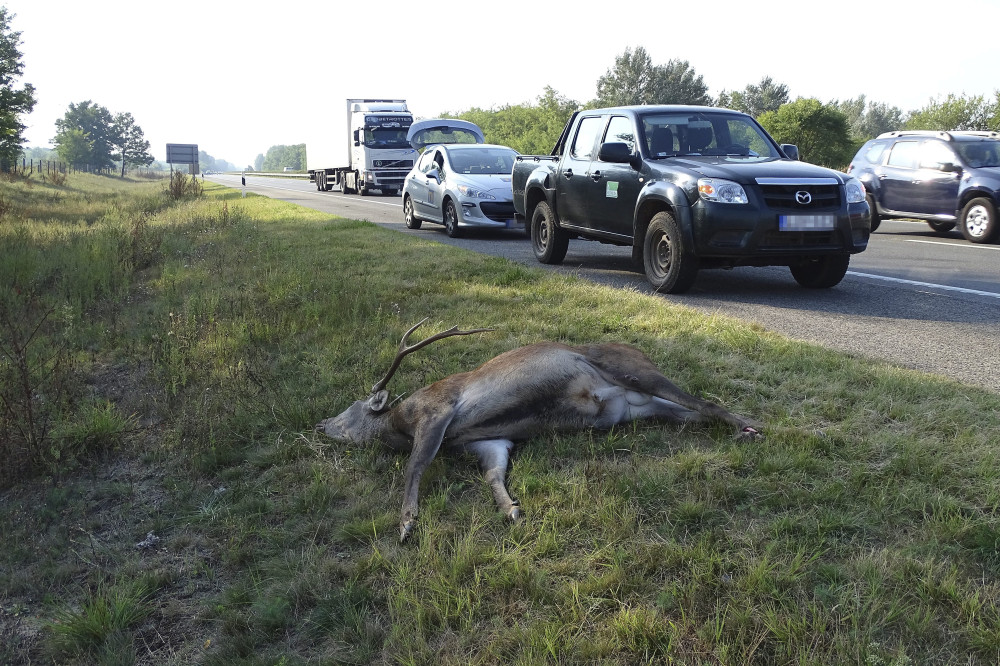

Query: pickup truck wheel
<box><xmin>531</xmin><ymin>201</ymin><xmax>568</xmax><ymax>264</ymax></box>
<box><xmin>403</xmin><ymin>196</ymin><xmax>422</xmax><ymax>229</ymax></box>
<box><xmin>789</xmin><ymin>255</ymin><xmax>850</xmax><ymax>288</ymax></box>
<box><xmin>866</xmin><ymin>194</ymin><xmax>881</xmax><ymax>232</ymax></box>
<box><xmin>959</xmin><ymin>197</ymin><xmax>998</xmax><ymax>243</ymax></box>
<box><xmin>444</xmin><ymin>200</ymin><xmax>462</xmax><ymax>237</ymax></box>
<box><xmin>928</xmin><ymin>220</ymin><xmax>955</xmax><ymax>234</ymax></box>
<box><xmin>643</xmin><ymin>212</ymin><xmax>698</xmax><ymax>293</ymax></box>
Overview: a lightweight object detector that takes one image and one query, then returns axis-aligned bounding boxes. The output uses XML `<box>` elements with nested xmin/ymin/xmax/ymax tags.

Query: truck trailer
<box><xmin>307</xmin><ymin>99</ymin><xmax>418</xmax><ymax>196</ymax></box>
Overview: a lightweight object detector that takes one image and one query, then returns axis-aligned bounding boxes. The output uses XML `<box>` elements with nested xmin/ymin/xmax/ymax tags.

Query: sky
<box><xmin>8</xmin><ymin>0</ymin><xmax>1000</xmax><ymax>169</ymax></box>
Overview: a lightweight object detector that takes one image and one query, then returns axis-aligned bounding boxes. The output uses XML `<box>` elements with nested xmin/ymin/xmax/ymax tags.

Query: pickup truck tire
<box><xmin>643</xmin><ymin>212</ymin><xmax>698</xmax><ymax>293</ymax></box>
<box><xmin>444</xmin><ymin>200</ymin><xmax>462</xmax><ymax>238</ymax></box>
<box><xmin>789</xmin><ymin>255</ymin><xmax>850</xmax><ymax>288</ymax></box>
<box><xmin>531</xmin><ymin>201</ymin><xmax>568</xmax><ymax>264</ymax></box>
<box><xmin>959</xmin><ymin>197</ymin><xmax>999</xmax><ymax>244</ymax></box>
<box><xmin>866</xmin><ymin>195</ymin><xmax>881</xmax><ymax>232</ymax></box>
<box><xmin>403</xmin><ymin>196</ymin><xmax>422</xmax><ymax>230</ymax></box>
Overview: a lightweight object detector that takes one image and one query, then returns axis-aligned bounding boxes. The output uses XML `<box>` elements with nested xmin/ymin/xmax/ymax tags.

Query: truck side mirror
<box><xmin>781</xmin><ymin>144</ymin><xmax>799</xmax><ymax>161</ymax></box>
<box><xmin>598</xmin><ymin>142</ymin><xmax>639</xmax><ymax>169</ymax></box>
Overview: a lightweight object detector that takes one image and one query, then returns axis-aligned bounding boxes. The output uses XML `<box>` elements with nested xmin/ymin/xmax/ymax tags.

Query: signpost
<box><xmin>166</xmin><ymin>143</ymin><xmax>199</xmax><ymax>175</ymax></box>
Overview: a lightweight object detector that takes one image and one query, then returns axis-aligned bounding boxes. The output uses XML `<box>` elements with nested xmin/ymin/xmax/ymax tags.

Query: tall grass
<box><xmin>0</xmin><ymin>171</ymin><xmax>998</xmax><ymax>664</ymax></box>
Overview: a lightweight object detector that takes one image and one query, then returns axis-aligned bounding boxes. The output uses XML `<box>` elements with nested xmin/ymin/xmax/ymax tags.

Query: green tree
<box><xmin>253</xmin><ymin>154</ymin><xmax>264</xmax><ymax>171</ymax></box>
<box><xmin>595</xmin><ymin>47</ymin><xmax>710</xmax><ymax>107</ymax></box>
<box><xmin>54</xmin><ymin>101</ymin><xmax>115</xmax><ymax>170</ymax></box>
<box><xmin>110</xmin><ymin>112</ymin><xmax>153</xmax><ymax>176</ymax></box>
<box><xmin>717</xmin><ymin>76</ymin><xmax>789</xmax><ymax>118</ymax></box>
<box><xmin>905</xmin><ymin>93</ymin><xmax>998</xmax><ymax>131</ymax></box>
<box><xmin>52</xmin><ymin>128</ymin><xmax>91</xmax><ymax>167</ymax></box>
<box><xmin>261</xmin><ymin>144</ymin><xmax>305</xmax><ymax>171</ymax></box>
<box><xmin>831</xmin><ymin>95</ymin><xmax>905</xmax><ymax>142</ymax></box>
<box><xmin>758</xmin><ymin>98</ymin><xmax>854</xmax><ymax>168</ymax></box>
<box><xmin>0</xmin><ymin>8</ymin><xmax>36</xmax><ymax>170</ymax></box>
<box><xmin>451</xmin><ymin>86</ymin><xmax>579</xmax><ymax>154</ymax></box>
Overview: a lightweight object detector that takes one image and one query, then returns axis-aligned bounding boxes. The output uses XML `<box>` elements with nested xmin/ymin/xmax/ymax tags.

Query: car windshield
<box><xmin>640</xmin><ymin>111</ymin><xmax>782</xmax><ymax>160</ymax></box>
<box><xmin>956</xmin><ymin>140</ymin><xmax>1000</xmax><ymax>168</ymax></box>
<box><xmin>447</xmin><ymin>147</ymin><xmax>518</xmax><ymax>174</ymax></box>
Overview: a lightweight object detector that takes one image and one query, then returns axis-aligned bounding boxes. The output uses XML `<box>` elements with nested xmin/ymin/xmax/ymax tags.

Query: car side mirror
<box><xmin>781</xmin><ymin>144</ymin><xmax>799</xmax><ymax>161</ymax></box>
<box><xmin>938</xmin><ymin>162</ymin><xmax>961</xmax><ymax>173</ymax></box>
<box><xmin>426</xmin><ymin>168</ymin><xmax>441</xmax><ymax>181</ymax></box>
<box><xmin>598</xmin><ymin>142</ymin><xmax>641</xmax><ymax>169</ymax></box>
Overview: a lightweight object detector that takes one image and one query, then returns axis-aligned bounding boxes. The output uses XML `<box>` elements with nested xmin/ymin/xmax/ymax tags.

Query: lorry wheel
<box><xmin>789</xmin><ymin>255</ymin><xmax>850</xmax><ymax>288</ymax></box>
<box><xmin>866</xmin><ymin>194</ymin><xmax>881</xmax><ymax>232</ymax></box>
<box><xmin>928</xmin><ymin>220</ymin><xmax>955</xmax><ymax>234</ymax></box>
<box><xmin>531</xmin><ymin>201</ymin><xmax>568</xmax><ymax>264</ymax></box>
<box><xmin>338</xmin><ymin>176</ymin><xmax>348</xmax><ymax>194</ymax></box>
<box><xmin>403</xmin><ymin>196</ymin><xmax>422</xmax><ymax>229</ymax></box>
<box><xmin>959</xmin><ymin>197</ymin><xmax>999</xmax><ymax>243</ymax></box>
<box><xmin>643</xmin><ymin>212</ymin><xmax>698</xmax><ymax>293</ymax></box>
<box><xmin>443</xmin><ymin>200</ymin><xmax>462</xmax><ymax>237</ymax></box>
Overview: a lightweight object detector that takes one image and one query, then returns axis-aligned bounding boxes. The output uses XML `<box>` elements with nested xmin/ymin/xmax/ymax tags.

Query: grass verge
<box><xmin>0</xmin><ymin>171</ymin><xmax>998</xmax><ymax>664</ymax></box>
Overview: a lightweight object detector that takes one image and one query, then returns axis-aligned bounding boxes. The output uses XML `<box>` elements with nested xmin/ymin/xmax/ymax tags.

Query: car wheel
<box><xmin>928</xmin><ymin>220</ymin><xmax>955</xmax><ymax>234</ymax></box>
<box><xmin>530</xmin><ymin>201</ymin><xmax>568</xmax><ymax>264</ymax></box>
<box><xmin>403</xmin><ymin>196</ymin><xmax>421</xmax><ymax>230</ymax></box>
<box><xmin>789</xmin><ymin>255</ymin><xmax>850</xmax><ymax>288</ymax></box>
<box><xmin>866</xmin><ymin>194</ymin><xmax>881</xmax><ymax>232</ymax></box>
<box><xmin>443</xmin><ymin>200</ymin><xmax>461</xmax><ymax>237</ymax></box>
<box><xmin>643</xmin><ymin>211</ymin><xmax>698</xmax><ymax>293</ymax></box>
<box><xmin>959</xmin><ymin>197</ymin><xmax>999</xmax><ymax>243</ymax></box>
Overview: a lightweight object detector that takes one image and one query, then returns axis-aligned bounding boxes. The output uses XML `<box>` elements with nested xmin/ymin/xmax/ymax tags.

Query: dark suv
<box><xmin>847</xmin><ymin>130</ymin><xmax>1000</xmax><ymax>243</ymax></box>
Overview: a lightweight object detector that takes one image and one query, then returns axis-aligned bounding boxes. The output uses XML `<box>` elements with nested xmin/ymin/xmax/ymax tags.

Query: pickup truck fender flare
<box><xmin>521</xmin><ymin>168</ymin><xmax>557</xmax><ymax>222</ymax></box>
<box><xmin>634</xmin><ymin>180</ymin><xmax>695</xmax><ymax>251</ymax></box>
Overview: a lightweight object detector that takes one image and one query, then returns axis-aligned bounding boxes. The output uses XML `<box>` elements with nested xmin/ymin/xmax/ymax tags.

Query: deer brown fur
<box><xmin>317</xmin><ymin>320</ymin><xmax>760</xmax><ymax>542</ymax></box>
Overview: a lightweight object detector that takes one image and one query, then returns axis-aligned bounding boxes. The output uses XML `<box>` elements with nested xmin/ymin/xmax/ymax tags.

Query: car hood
<box><xmin>408</xmin><ymin>119</ymin><xmax>485</xmax><ymax>149</ymax></box>
<box><xmin>662</xmin><ymin>157</ymin><xmax>849</xmax><ymax>184</ymax></box>
<box><xmin>451</xmin><ymin>173</ymin><xmax>514</xmax><ymax>199</ymax></box>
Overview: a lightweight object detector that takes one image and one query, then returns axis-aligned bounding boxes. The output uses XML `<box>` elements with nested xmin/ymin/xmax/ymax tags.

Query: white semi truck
<box><xmin>307</xmin><ymin>99</ymin><xmax>418</xmax><ymax>196</ymax></box>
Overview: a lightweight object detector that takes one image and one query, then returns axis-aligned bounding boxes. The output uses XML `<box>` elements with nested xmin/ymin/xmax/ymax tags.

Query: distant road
<box><xmin>210</xmin><ymin>174</ymin><xmax>1000</xmax><ymax>392</ymax></box>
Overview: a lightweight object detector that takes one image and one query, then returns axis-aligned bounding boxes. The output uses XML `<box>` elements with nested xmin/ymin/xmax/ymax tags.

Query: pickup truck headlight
<box><xmin>457</xmin><ymin>185</ymin><xmax>497</xmax><ymax>200</ymax></box>
<box><xmin>698</xmin><ymin>178</ymin><xmax>748</xmax><ymax>204</ymax></box>
<box><xmin>845</xmin><ymin>177</ymin><xmax>866</xmax><ymax>204</ymax></box>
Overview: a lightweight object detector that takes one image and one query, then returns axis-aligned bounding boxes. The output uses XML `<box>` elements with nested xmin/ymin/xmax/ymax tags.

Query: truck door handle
<box><xmin>563</xmin><ymin>169</ymin><xmax>574</xmax><ymax>179</ymax></box>
<box><xmin>591</xmin><ymin>171</ymin><xmax>602</xmax><ymax>181</ymax></box>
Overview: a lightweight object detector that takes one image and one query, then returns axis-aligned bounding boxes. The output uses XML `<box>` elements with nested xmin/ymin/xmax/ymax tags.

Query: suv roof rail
<box><xmin>876</xmin><ymin>130</ymin><xmax>1000</xmax><ymax>141</ymax></box>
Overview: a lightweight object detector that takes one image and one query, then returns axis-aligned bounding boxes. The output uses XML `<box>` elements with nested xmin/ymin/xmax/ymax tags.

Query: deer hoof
<box><xmin>399</xmin><ymin>519</ymin><xmax>417</xmax><ymax>543</ymax></box>
<box><xmin>507</xmin><ymin>500</ymin><xmax>522</xmax><ymax>522</ymax></box>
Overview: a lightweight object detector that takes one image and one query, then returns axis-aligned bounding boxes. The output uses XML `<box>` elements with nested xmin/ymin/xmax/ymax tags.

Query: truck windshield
<box><xmin>641</xmin><ymin>112</ymin><xmax>781</xmax><ymax>160</ymax></box>
<box><xmin>364</xmin><ymin>128</ymin><xmax>411</xmax><ymax>149</ymax></box>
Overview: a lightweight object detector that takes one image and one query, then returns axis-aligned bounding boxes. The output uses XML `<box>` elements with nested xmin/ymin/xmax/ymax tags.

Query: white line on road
<box><xmin>848</xmin><ymin>271</ymin><xmax>1000</xmax><ymax>299</ymax></box>
<box><xmin>905</xmin><ymin>239</ymin><xmax>1000</xmax><ymax>251</ymax></box>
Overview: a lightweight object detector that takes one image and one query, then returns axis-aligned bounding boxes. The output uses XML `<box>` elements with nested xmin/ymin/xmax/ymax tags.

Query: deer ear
<box><xmin>367</xmin><ymin>390</ymin><xmax>390</xmax><ymax>413</ymax></box>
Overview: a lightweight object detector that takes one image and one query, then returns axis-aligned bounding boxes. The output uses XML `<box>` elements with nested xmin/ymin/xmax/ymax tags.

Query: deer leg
<box><xmin>464</xmin><ymin>439</ymin><xmax>520</xmax><ymax>521</ymax></box>
<box><xmin>399</xmin><ymin>414</ymin><xmax>453</xmax><ymax>543</ymax></box>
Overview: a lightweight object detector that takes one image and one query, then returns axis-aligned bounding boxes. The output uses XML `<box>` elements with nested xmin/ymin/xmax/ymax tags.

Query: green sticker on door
<box><xmin>606</xmin><ymin>181</ymin><xmax>619</xmax><ymax>198</ymax></box>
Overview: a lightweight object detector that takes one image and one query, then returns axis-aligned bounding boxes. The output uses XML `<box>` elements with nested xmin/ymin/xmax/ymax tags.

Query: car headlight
<box><xmin>845</xmin><ymin>177</ymin><xmax>866</xmax><ymax>204</ymax></box>
<box><xmin>456</xmin><ymin>184</ymin><xmax>497</xmax><ymax>200</ymax></box>
<box><xmin>698</xmin><ymin>178</ymin><xmax>748</xmax><ymax>204</ymax></box>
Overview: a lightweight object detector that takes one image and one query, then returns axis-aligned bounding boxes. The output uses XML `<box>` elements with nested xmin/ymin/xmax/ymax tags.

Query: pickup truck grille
<box><xmin>757</xmin><ymin>181</ymin><xmax>841</xmax><ymax>211</ymax></box>
<box><xmin>761</xmin><ymin>231</ymin><xmax>840</xmax><ymax>249</ymax></box>
<box><xmin>480</xmin><ymin>202</ymin><xmax>516</xmax><ymax>222</ymax></box>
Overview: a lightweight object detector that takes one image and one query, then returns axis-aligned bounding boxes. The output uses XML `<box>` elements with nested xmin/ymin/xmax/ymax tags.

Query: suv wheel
<box><xmin>866</xmin><ymin>194</ymin><xmax>881</xmax><ymax>232</ymax></box>
<box><xmin>960</xmin><ymin>197</ymin><xmax>999</xmax><ymax>243</ymax></box>
<box><xmin>531</xmin><ymin>201</ymin><xmax>568</xmax><ymax>264</ymax></box>
<box><xmin>789</xmin><ymin>255</ymin><xmax>850</xmax><ymax>289</ymax></box>
<box><xmin>643</xmin><ymin>212</ymin><xmax>698</xmax><ymax>293</ymax></box>
<box><xmin>928</xmin><ymin>220</ymin><xmax>956</xmax><ymax>234</ymax></box>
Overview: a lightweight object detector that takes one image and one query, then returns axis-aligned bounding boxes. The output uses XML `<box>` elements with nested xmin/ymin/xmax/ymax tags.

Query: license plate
<box><xmin>779</xmin><ymin>215</ymin><xmax>836</xmax><ymax>231</ymax></box>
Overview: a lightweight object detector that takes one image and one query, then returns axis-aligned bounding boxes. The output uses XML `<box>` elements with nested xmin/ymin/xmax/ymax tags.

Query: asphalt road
<box><xmin>210</xmin><ymin>174</ymin><xmax>1000</xmax><ymax>393</ymax></box>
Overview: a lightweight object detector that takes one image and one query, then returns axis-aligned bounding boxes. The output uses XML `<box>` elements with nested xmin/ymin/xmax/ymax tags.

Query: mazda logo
<box><xmin>795</xmin><ymin>191</ymin><xmax>812</xmax><ymax>205</ymax></box>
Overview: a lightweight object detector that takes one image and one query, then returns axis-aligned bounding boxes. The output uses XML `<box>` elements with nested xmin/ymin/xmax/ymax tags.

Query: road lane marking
<box><xmin>848</xmin><ymin>271</ymin><xmax>1000</xmax><ymax>299</ymax></box>
<box><xmin>905</xmin><ymin>239</ymin><xmax>1000</xmax><ymax>251</ymax></box>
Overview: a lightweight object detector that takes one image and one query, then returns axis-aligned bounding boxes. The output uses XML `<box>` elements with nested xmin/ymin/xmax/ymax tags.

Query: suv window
<box><xmin>862</xmin><ymin>140</ymin><xmax>889</xmax><ymax>164</ymax></box>
<box><xmin>956</xmin><ymin>140</ymin><xmax>1000</xmax><ymax>167</ymax></box>
<box><xmin>917</xmin><ymin>141</ymin><xmax>956</xmax><ymax>169</ymax></box>
<box><xmin>887</xmin><ymin>141</ymin><xmax>920</xmax><ymax>169</ymax></box>
<box><xmin>571</xmin><ymin>116</ymin><xmax>605</xmax><ymax>160</ymax></box>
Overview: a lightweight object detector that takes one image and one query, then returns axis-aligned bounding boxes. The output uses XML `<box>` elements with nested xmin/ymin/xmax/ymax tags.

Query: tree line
<box><xmin>444</xmin><ymin>46</ymin><xmax>1000</xmax><ymax>168</ymax></box>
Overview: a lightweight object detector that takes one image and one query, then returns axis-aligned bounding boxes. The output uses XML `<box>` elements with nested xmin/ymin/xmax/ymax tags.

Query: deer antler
<box><xmin>370</xmin><ymin>319</ymin><xmax>494</xmax><ymax>395</ymax></box>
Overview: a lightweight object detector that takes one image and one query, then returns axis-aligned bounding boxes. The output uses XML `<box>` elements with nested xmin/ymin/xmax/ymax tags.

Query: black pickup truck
<box><xmin>512</xmin><ymin>105</ymin><xmax>871</xmax><ymax>293</ymax></box>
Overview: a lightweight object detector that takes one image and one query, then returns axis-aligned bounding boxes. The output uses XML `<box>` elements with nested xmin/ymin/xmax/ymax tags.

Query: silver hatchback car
<box><xmin>402</xmin><ymin>120</ymin><xmax>522</xmax><ymax>237</ymax></box>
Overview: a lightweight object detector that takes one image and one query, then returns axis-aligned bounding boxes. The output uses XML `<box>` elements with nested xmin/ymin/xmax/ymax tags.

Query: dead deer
<box><xmin>317</xmin><ymin>319</ymin><xmax>760</xmax><ymax>542</ymax></box>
